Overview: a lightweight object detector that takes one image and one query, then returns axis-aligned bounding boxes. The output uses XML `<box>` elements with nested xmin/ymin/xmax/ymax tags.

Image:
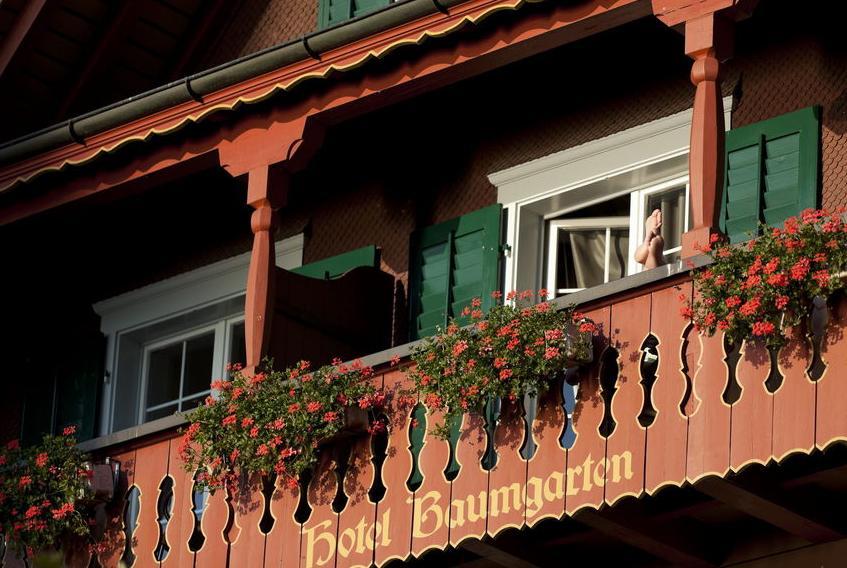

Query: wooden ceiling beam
<box><xmin>54</xmin><ymin>1</ymin><xmax>142</xmax><ymax>119</ymax></box>
<box><xmin>575</xmin><ymin>509</ymin><xmax>717</xmax><ymax>568</ymax></box>
<box><xmin>0</xmin><ymin>0</ymin><xmax>47</xmax><ymax>76</ymax></box>
<box><xmin>167</xmin><ymin>0</ymin><xmax>230</xmax><ymax>80</ymax></box>
<box><xmin>695</xmin><ymin>476</ymin><xmax>843</xmax><ymax>543</ymax></box>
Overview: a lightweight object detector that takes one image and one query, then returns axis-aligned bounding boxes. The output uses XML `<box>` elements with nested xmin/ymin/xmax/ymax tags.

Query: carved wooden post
<box><xmin>244</xmin><ymin>165</ymin><xmax>287</xmax><ymax>371</ymax></box>
<box><xmin>652</xmin><ymin>1</ymin><xmax>758</xmax><ymax>257</ymax></box>
<box><xmin>681</xmin><ymin>12</ymin><xmax>733</xmax><ymax>257</ymax></box>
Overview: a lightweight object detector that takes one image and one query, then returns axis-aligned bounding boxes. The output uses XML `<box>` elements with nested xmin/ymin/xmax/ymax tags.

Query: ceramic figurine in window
<box><xmin>634</xmin><ymin>208</ymin><xmax>666</xmax><ymax>269</ymax></box>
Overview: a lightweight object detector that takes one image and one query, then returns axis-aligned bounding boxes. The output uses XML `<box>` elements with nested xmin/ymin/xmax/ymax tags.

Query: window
<box><xmin>490</xmin><ymin>101</ymin><xmax>731</xmax><ymax>299</ymax></box>
<box><xmin>140</xmin><ymin>319</ymin><xmax>245</xmax><ymax>423</ymax></box>
<box><xmin>95</xmin><ymin>235</ymin><xmax>304</xmax><ymax>435</ymax></box>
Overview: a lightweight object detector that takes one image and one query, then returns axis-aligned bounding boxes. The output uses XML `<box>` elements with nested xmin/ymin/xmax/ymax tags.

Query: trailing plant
<box><xmin>0</xmin><ymin>427</ymin><xmax>95</xmax><ymax>560</ymax></box>
<box><xmin>407</xmin><ymin>290</ymin><xmax>595</xmax><ymax>438</ymax></box>
<box><xmin>683</xmin><ymin>208</ymin><xmax>847</xmax><ymax>347</ymax></box>
<box><xmin>180</xmin><ymin>360</ymin><xmax>385</xmax><ymax>491</ymax></box>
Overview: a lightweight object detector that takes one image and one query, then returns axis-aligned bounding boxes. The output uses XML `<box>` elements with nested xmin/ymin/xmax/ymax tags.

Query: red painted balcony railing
<box><xmin>54</xmin><ymin>276</ymin><xmax>847</xmax><ymax>568</ymax></box>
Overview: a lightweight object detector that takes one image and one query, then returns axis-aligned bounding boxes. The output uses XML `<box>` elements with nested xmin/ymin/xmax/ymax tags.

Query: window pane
<box><xmin>183</xmin><ymin>333</ymin><xmax>214</xmax><ymax>398</ymax></box>
<box><xmin>147</xmin><ymin>343</ymin><xmax>182</xmax><ymax>408</ymax></box>
<box><xmin>647</xmin><ymin>187</ymin><xmax>686</xmax><ymax>251</ymax></box>
<box><xmin>558</xmin><ymin>229</ymin><xmax>607</xmax><ymax>290</ymax></box>
<box><xmin>146</xmin><ymin>404</ymin><xmax>178</xmax><ymax>422</ymax></box>
<box><xmin>228</xmin><ymin>322</ymin><xmax>246</xmax><ymax>369</ymax></box>
<box><xmin>181</xmin><ymin>393</ymin><xmax>208</xmax><ymax>412</ymax></box>
<box><xmin>608</xmin><ymin>228</ymin><xmax>629</xmax><ymax>281</ymax></box>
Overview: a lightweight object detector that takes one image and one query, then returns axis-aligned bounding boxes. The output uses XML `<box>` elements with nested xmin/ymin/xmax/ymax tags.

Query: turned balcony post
<box><xmin>244</xmin><ymin>165</ymin><xmax>288</xmax><ymax>372</ymax></box>
<box><xmin>680</xmin><ymin>12</ymin><xmax>734</xmax><ymax>257</ymax></box>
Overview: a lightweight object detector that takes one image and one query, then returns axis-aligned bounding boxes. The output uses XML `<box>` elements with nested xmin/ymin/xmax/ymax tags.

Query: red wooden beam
<box><xmin>0</xmin><ymin>0</ymin><xmax>46</xmax><ymax>76</ymax></box>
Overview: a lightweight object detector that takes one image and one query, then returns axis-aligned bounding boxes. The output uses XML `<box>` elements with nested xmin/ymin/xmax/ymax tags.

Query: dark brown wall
<box><xmin>201</xmin><ymin>0</ymin><xmax>319</xmax><ymax>69</ymax></box>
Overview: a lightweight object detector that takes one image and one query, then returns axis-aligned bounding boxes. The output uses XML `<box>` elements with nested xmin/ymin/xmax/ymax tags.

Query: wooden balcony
<box><xmin>62</xmin><ymin>273</ymin><xmax>847</xmax><ymax>568</ymax></box>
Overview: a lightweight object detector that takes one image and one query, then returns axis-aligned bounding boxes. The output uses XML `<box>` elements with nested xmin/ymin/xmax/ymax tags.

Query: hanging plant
<box><xmin>180</xmin><ymin>359</ymin><xmax>386</xmax><ymax>491</ymax></box>
<box><xmin>683</xmin><ymin>208</ymin><xmax>847</xmax><ymax>347</ymax></box>
<box><xmin>0</xmin><ymin>428</ymin><xmax>100</xmax><ymax>561</ymax></box>
<box><xmin>407</xmin><ymin>290</ymin><xmax>595</xmax><ymax>438</ymax></box>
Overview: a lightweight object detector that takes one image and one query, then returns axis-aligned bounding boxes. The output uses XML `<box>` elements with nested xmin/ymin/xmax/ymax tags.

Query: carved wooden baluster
<box><xmin>374</xmin><ymin>368</ymin><xmax>414</xmax><ymax>566</ymax></box>
<box><xmin>96</xmin><ymin>450</ymin><xmax>137</xmax><ymax>567</ymax></box>
<box><xmin>300</xmin><ymin>450</ymin><xmax>340</xmax><ymax>568</ymax></box>
<box><xmin>191</xmin><ymin>480</ymin><xmax>230</xmax><ymax>568</ymax></box>
<box><xmin>605</xmin><ymin>295</ymin><xmax>651</xmax><ymax>505</ymax></box>
<box><xmin>486</xmin><ymin>396</ymin><xmax>528</xmax><ymax>538</ymax></box>
<box><xmin>687</xmin><ymin>285</ymin><xmax>731</xmax><ymax>482</ymax></box>
<box><xmin>410</xmin><ymin>402</ymin><xmax>452</xmax><ymax>557</ymax></box>
<box><xmin>334</xmin><ymin>372</ymin><xmax>384</xmax><ymax>568</ymax></box>
<box><xmin>773</xmin><ymin>321</ymin><xmax>815</xmax><ymax>461</ymax></box>
<box><xmin>227</xmin><ymin>473</ymin><xmax>266</xmax><ymax>566</ymax></box>
<box><xmin>448</xmin><ymin>411</ymin><xmax>488</xmax><ymax>548</ymax></box>
<box><xmin>129</xmin><ymin>440</ymin><xmax>171</xmax><ymax>566</ymax></box>
<box><xmin>565</xmin><ymin>305</ymin><xmax>609</xmax><ymax>517</ymax></box>
<box><xmin>818</xmin><ymin>294</ymin><xmax>847</xmax><ymax>450</ymax></box>
<box><xmin>161</xmin><ymin>437</ymin><xmax>198</xmax><ymax>568</ymax></box>
<box><xmin>525</xmin><ymin>376</ymin><xmax>567</xmax><ymax>528</ymax></box>
<box><xmin>262</xmin><ymin>474</ymin><xmax>301</xmax><ymax>568</ymax></box>
<box><xmin>730</xmin><ymin>339</ymin><xmax>773</xmax><ymax>471</ymax></box>
<box><xmin>645</xmin><ymin>284</ymin><xmax>691</xmax><ymax>494</ymax></box>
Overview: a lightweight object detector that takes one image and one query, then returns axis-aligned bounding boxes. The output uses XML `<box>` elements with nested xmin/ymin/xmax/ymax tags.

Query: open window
<box><xmin>490</xmin><ymin>102</ymin><xmax>731</xmax><ymax>299</ymax></box>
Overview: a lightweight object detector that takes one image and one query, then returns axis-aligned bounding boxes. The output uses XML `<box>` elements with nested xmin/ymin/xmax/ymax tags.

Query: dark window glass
<box><xmin>147</xmin><ymin>344</ymin><xmax>182</xmax><ymax>408</ymax></box>
<box><xmin>182</xmin><ymin>333</ymin><xmax>214</xmax><ymax>397</ymax></box>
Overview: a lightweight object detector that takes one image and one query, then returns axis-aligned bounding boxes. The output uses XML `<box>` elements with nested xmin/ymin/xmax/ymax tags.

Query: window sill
<box><xmin>78</xmin><ymin>254</ymin><xmax>711</xmax><ymax>455</ymax></box>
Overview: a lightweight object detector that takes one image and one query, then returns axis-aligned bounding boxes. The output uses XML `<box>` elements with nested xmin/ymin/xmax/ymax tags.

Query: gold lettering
<box><xmin>609</xmin><ymin>451</ymin><xmax>633</xmax><ymax>483</ymax></box>
<box><xmin>489</xmin><ymin>483</ymin><xmax>521</xmax><ymax>517</ymax></box>
<box><xmin>593</xmin><ymin>458</ymin><xmax>607</xmax><ymax>488</ymax></box>
<box><xmin>354</xmin><ymin>516</ymin><xmax>368</xmax><ymax>554</ymax></box>
<box><xmin>412</xmin><ymin>491</ymin><xmax>444</xmax><ymax>538</ymax></box>
<box><xmin>544</xmin><ymin>471</ymin><xmax>564</xmax><ymax>502</ymax></box>
<box><xmin>373</xmin><ymin>509</ymin><xmax>391</xmax><ymax>548</ymax></box>
<box><xmin>566</xmin><ymin>464</ymin><xmax>581</xmax><ymax>496</ymax></box>
<box><xmin>337</xmin><ymin>527</ymin><xmax>356</xmax><ymax>558</ymax></box>
<box><xmin>466</xmin><ymin>491</ymin><xmax>487</xmax><ymax>523</ymax></box>
<box><xmin>303</xmin><ymin>520</ymin><xmax>335</xmax><ymax>568</ymax></box>
<box><xmin>581</xmin><ymin>455</ymin><xmax>594</xmax><ymax>492</ymax></box>
<box><xmin>449</xmin><ymin>497</ymin><xmax>465</xmax><ymax>529</ymax></box>
<box><xmin>525</xmin><ymin>476</ymin><xmax>543</xmax><ymax>518</ymax></box>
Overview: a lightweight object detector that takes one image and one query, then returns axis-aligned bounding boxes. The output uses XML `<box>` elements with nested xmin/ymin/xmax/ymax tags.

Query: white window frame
<box><xmin>546</xmin><ymin>216</ymin><xmax>631</xmax><ymax>295</ymax></box>
<box><xmin>93</xmin><ymin>235</ymin><xmax>304</xmax><ymax>436</ymax></box>
<box><xmin>489</xmin><ymin>99</ymin><xmax>732</xmax><ymax>298</ymax></box>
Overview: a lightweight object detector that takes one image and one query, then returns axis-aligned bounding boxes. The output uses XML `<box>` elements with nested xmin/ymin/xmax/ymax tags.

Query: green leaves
<box><xmin>0</xmin><ymin>430</ymin><xmax>92</xmax><ymax>558</ymax></box>
<box><xmin>181</xmin><ymin>360</ymin><xmax>383</xmax><ymax>491</ymax></box>
<box><xmin>407</xmin><ymin>291</ymin><xmax>594</xmax><ymax>438</ymax></box>
<box><xmin>688</xmin><ymin>209</ymin><xmax>847</xmax><ymax>347</ymax></box>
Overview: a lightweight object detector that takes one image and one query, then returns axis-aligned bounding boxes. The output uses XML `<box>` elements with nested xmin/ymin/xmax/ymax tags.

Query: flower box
<box><xmin>317</xmin><ymin>406</ymin><xmax>370</xmax><ymax>447</ymax></box>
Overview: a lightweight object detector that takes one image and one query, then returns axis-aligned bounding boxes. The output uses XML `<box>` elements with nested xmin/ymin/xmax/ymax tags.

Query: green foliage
<box><xmin>0</xmin><ymin>428</ymin><xmax>93</xmax><ymax>559</ymax></box>
<box><xmin>407</xmin><ymin>290</ymin><xmax>595</xmax><ymax>438</ymax></box>
<box><xmin>685</xmin><ymin>208</ymin><xmax>847</xmax><ymax>347</ymax></box>
<box><xmin>180</xmin><ymin>360</ymin><xmax>385</xmax><ymax>491</ymax></box>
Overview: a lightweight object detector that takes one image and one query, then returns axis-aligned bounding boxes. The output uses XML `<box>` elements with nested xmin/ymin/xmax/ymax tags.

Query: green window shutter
<box><xmin>318</xmin><ymin>0</ymin><xmax>392</xmax><ymax>29</ymax></box>
<box><xmin>54</xmin><ymin>333</ymin><xmax>105</xmax><ymax>442</ymax></box>
<box><xmin>292</xmin><ymin>245</ymin><xmax>379</xmax><ymax>280</ymax></box>
<box><xmin>409</xmin><ymin>204</ymin><xmax>502</xmax><ymax>340</ymax></box>
<box><xmin>720</xmin><ymin>106</ymin><xmax>820</xmax><ymax>243</ymax></box>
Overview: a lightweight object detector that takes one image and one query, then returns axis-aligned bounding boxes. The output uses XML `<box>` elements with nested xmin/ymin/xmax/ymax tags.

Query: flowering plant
<box><xmin>407</xmin><ymin>290</ymin><xmax>595</xmax><ymax>438</ymax></box>
<box><xmin>180</xmin><ymin>360</ymin><xmax>385</xmax><ymax>491</ymax></box>
<box><xmin>684</xmin><ymin>208</ymin><xmax>847</xmax><ymax>346</ymax></box>
<box><xmin>0</xmin><ymin>427</ymin><xmax>94</xmax><ymax>560</ymax></box>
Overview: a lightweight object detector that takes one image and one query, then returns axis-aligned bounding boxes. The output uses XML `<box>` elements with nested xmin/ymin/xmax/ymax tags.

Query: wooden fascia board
<box><xmin>0</xmin><ymin>0</ymin><xmax>649</xmax><ymax>200</ymax></box>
